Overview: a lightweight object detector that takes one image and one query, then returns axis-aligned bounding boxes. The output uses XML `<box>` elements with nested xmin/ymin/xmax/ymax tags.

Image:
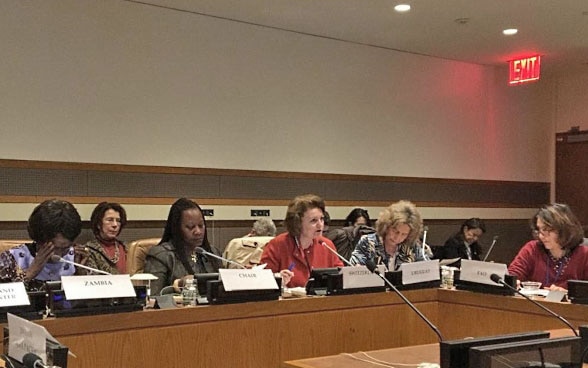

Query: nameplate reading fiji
<box><xmin>61</xmin><ymin>275</ymin><xmax>136</xmax><ymax>300</ymax></box>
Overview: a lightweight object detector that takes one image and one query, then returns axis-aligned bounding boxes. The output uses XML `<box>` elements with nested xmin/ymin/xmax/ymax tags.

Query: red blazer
<box><xmin>260</xmin><ymin>232</ymin><xmax>344</xmax><ymax>287</ymax></box>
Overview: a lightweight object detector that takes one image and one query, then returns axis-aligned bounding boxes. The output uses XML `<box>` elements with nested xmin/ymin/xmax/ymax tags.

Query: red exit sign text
<box><xmin>508</xmin><ymin>55</ymin><xmax>541</xmax><ymax>85</ymax></box>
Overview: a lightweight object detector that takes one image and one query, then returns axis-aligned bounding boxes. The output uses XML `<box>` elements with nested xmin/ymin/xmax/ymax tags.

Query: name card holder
<box><xmin>3</xmin><ymin>326</ymin><xmax>68</xmax><ymax>368</ymax></box>
<box><xmin>306</xmin><ymin>267</ymin><xmax>386</xmax><ymax>296</ymax></box>
<box><xmin>207</xmin><ymin>270</ymin><xmax>280</xmax><ymax>305</ymax></box>
<box><xmin>62</xmin><ymin>275</ymin><xmax>136</xmax><ymax>300</ymax></box>
<box><xmin>455</xmin><ymin>260</ymin><xmax>515</xmax><ymax>296</ymax></box>
<box><xmin>401</xmin><ymin>260</ymin><xmax>440</xmax><ymax>285</ymax></box>
<box><xmin>341</xmin><ymin>265</ymin><xmax>385</xmax><ymax>289</ymax></box>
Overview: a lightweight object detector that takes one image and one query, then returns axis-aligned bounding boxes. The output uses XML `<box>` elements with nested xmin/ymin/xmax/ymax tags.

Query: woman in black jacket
<box><xmin>441</xmin><ymin>218</ymin><xmax>486</xmax><ymax>267</ymax></box>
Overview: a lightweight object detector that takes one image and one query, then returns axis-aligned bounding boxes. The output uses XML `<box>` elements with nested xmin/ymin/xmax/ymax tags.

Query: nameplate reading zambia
<box><xmin>401</xmin><ymin>260</ymin><xmax>440</xmax><ymax>285</ymax></box>
<box><xmin>342</xmin><ymin>265</ymin><xmax>385</xmax><ymax>289</ymax></box>
<box><xmin>0</xmin><ymin>282</ymin><xmax>29</xmax><ymax>307</ymax></box>
<box><xmin>219</xmin><ymin>269</ymin><xmax>278</xmax><ymax>291</ymax></box>
<box><xmin>61</xmin><ymin>275</ymin><xmax>136</xmax><ymax>300</ymax></box>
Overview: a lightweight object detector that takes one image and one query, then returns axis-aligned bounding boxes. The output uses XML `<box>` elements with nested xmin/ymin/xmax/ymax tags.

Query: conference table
<box><xmin>3</xmin><ymin>288</ymin><xmax>588</xmax><ymax>368</ymax></box>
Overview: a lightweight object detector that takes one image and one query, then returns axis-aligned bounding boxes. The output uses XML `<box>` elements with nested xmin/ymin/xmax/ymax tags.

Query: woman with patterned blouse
<box><xmin>350</xmin><ymin>200</ymin><xmax>429</xmax><ymax>271</ymax></box>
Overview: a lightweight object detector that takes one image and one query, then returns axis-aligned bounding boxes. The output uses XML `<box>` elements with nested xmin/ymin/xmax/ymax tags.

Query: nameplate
<box><xmin>460</xmin><ymin>260</ymin><xmax>507</xmax><ymax>286</ymax></box>
<box><xmin>219</xmin><ymin>269</ymin><xmax>278</xmax><ymax>291</ymax></box>
<box><xmin>341</xmin><ymin>265</ymin><xmax>385</xmax><ymax>289</ymax></box>
<box><xmin>0</xmin><ymin>282</ymin><xmax>29</xmax><ymax>307</ymax></box>
<box><xmin>7</xmin><ymin>313</ymin><xmax>48</xmax><ymax>363</ymax></box>
<box><xmin>401</xmin><ymin>260</ymin><xmax>440</xmax><ymax>285</ymax></box>
<box><xmin>61</xmin><ymin>275</ymin><xmax>136</xmax><ymax>300</ymax></box>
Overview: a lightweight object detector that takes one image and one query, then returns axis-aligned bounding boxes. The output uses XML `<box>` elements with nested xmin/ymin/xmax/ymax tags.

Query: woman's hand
<box><xmin>25</xmin><ymin>242</ymin><xmax>55</xmax><ymax>281</ymax></box>
<box><xmin>73</xmin><ymin>244</ymin><xmax>90</xmax><ymax>265</ymax></box>
<box><xmin>279</xmin><ymin>269</ymin><xmax>294</xmax><ymax>287</ymax></box>
<box><xmin>545</xmin><ymin>284</ymin><xmax>567</xmax><ymax>292</ymax></box>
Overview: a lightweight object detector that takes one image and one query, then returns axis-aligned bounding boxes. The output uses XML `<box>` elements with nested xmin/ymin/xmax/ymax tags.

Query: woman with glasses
<box><xmin>439</xmin><ymin>218</ymin><xmax>486</xmax><ymax>267</ymax></box>
<box><xmin>83</xmin><ymin>202</ymin><xmax>128</xmax><ymax>274</ymax></box>
<box><xmin>508</xmin><ymin>203</ymin><xmax>588</xmax><ymax>291</ymax></box>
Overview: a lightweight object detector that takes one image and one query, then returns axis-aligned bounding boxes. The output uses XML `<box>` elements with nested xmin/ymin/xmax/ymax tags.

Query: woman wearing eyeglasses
<box><xmin>508</xmin><ymin>203</ymin><xmax>588</xmax><ymax>291</ymax></box>
<box><xmin>83</xmin><ymin>202</ymin><xmax>128</xmax><ymax>275</ymax></box>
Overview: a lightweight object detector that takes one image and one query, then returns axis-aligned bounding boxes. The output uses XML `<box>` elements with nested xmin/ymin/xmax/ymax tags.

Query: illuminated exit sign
<box><xmin>508</xmin><ymin>55</ymin><xmax>541</xmax><ymax>85</ymax></box>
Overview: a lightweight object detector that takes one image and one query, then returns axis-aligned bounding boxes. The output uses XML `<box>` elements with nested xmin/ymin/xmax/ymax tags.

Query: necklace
<box><xmin>109</xmin><ymin>242</ymin><xmax>120</xmax><ymax>264</ymax></box>
<box><xmin>190</xmin><ymin>251</ymin><xmax>197</xmax><ymax>264</ymax></box>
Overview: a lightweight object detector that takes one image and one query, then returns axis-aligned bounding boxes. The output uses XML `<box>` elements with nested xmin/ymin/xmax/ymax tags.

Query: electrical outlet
<box><xmin>251</xmin><ymin>209</ymin><xmax>270</xmax><ymax>217</ymax></box>
<box><xmin>202</xmin><ymin>209</ymin><xmax>214</xmax><ymax>217</ymax></box>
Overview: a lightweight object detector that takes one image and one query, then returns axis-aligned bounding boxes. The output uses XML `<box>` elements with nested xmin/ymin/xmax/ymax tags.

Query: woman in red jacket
<box><xmin>260</xmin><ymin>194</ymin><xmax>343</xmax><ymax>288</ymax></box>
<box><xmin>508</xmin><ymin>203</ymin><xmax>588</xmax><ymax>291</ymax></box>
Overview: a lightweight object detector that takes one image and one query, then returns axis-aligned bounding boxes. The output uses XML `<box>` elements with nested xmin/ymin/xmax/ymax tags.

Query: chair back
<box><xmin>0</xmin><ymin>240</ymin><xmax>29</xmax><ymax>253</ymax></box>
<box><xmin>223</xmin><ymin>236</ymin><xmax>274</xmax><ymax>268</ymax></box>
<box><xmin>126</xmin><ymin>238</ymin><xmax>161</xmax><ymax>275</ymax></box>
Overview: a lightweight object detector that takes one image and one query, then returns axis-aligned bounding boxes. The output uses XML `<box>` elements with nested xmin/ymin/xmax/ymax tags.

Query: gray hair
<box><xmin>252</xmin><ymin>218</ymin><xmax>277</xmax><ymax>236</ymax></box>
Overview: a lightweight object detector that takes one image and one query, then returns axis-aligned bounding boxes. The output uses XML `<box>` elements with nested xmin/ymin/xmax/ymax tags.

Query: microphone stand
<box><xmin>320</xmin><ymin>241</ymin><xmax>353</xmax><ymax>267</ymax></box>
<box><xmin>490</xmin><ymin>274</ymin><xmax>578</xmax><ymax>336</ymax></box>
<box><xmin>195</xmin><ymin>247</ymin><xmax>246</xmax><ymax>269</ymax></box>
<box><xmin>366</xmin><ymin>260</ymin><xmax>444</xmax><ymax>342</ymax></box>
<box><xmin>52</xmin><ymin>255</ymin><xmax>111</xmax><ymax>275</ymax></box>
<box><xmin>482</xmin><ymin>236</ymin><xmax>499</xmax><ymax>262</ymax></box>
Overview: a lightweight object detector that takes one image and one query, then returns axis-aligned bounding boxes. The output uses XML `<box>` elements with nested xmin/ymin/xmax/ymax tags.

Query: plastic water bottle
<box><xmin>182</xmin><ymin>278</ymin><xmax>197</xmax><ymax>306</ymax></box>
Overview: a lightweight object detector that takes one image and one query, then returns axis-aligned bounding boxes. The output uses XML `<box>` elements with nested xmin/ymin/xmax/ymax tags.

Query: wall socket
<box><xmin>202</xmin><ymin>209</ymin><xmax>214</xmax><ymax>217</ymax></box>
<box><xmin>251</xmin><ymin>209</ymin><xmax>270</xmax><ymax>217</ymax></box>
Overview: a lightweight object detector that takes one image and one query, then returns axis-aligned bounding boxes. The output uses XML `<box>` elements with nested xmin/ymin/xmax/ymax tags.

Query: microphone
<box><xmin>482</xmin><ymin>235</ymin><xmax>499</xmax><ymax>261</ymax></box>
<box><xmin>422</xmin><ymin>226</ymin><xmax>430</xmax><ymax>260</ymax></box>
<box><xmin>320</xmin><ymin>241</ymin><xmax>353</xmax><ymax>267</ymax></box>
<box><xmin>50</xmin><ymin>255</ymin><xmax>111</xmax><ymax>275</ymax></box>
<box><xmin>23</xmin><ymin>353</ymin><xmax>54</xmax><ymax>368</ymax></box>
<box><xmin>490</xmin><ymin>273</ymin><xmax>578</xmax><ymax>336</ymax></box>
<box><xmin>194</xmin><ymin>247</ymin><xmax>246</xmax><ymax>269</ymax></box>
<box><xmin>365</xmin><ymin>259</ymin><xmax>444</xmax><ymax>342</ymax></box>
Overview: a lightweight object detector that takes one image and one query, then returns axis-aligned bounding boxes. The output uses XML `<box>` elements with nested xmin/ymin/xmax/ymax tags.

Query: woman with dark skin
<box><xmin>144</xmin><ymin>198</ymin><xmax>221</xmax><ymax>295</ymax></box>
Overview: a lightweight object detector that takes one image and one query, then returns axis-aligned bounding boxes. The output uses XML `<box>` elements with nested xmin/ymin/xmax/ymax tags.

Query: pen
<box><xmin>288</xmin><ymin>262</ymin><xmax>296</xmax><ymax>271</ymax></box>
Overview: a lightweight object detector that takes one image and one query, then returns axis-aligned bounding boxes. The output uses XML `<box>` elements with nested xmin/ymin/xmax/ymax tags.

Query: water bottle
<box><xmin>182</xmin><ymin>278</ymin><xmax>198</xmax><ymax>306</ymax></box>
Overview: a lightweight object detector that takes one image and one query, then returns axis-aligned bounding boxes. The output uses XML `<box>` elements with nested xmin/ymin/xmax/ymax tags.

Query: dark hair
<box><xmin>344</xmin><ymin>208</ymin><xmax>371</xmax><ymax>227</ymax></box>
<box><xmin>457</xmin><ymin>218</ymin><xmax>486</xmax><ymax>239</ymax></box>
<box><xmin>532</xmin><ymin>203</ymin><xmax>584</xmax><ymax>250</ymax></box>
<box><xmin>90</xmin><ymin>202</ymin><xmax>127</xmax><ymax>238</ymax></box>
<box><xmin>323</xmin><ymin>211</ymin><xmax>331</xmax><ymax>226</ymax></box>
<box><xmin>284</xmin><ymin>194</ymin><xmax>325</xmax><ymax>237</ymax></box>
<box><xmin>160</xmin><ymin>198</ymin><xmax>211</xmax><ymax>274</ymax></box>
<box><xmin>27</xmin><ymin>199</ymin><xmax>82</xmax><ymax>243</ymax></box>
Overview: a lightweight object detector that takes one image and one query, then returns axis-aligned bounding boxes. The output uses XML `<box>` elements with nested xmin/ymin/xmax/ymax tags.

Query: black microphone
<box><xmin>365</xmin><ymin>259</ymin><xmax>444</xmax><ymax>342</ymax></box>
<box><xmin>23</xmin><ymin>353</ymin><xmax>53</xmax><ymax>368</ymax></box>
<box><xmin>490</xmin><ymin>273</ymin><xmax>578</xmax><ymax>336</ymax></box>
<box><xmin>50</xmin><ymin>255</ymin><xmax>111</xmax><ymax>275</ymax></box>
<box><xmin>320</xmin><ymin>241</ymin><xmax>353</xmax><ymax>267</ymax></box>
<box><xmin>194</xmin><ymin>247</ymin><xmax>246</xmax><ymax>269</ymax></box>
<box><xmin>482</xmin><ymin>235</ymin><xmax>499</xmax><ymax>262</ymax></box>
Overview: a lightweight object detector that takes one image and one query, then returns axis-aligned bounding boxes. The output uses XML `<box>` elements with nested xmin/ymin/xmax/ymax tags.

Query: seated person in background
<box><xmin>223</xmin><ymin>218</ymin><xmax>277</xmax><ymax>268</ymax></box>
<box><xmin>260</xmin><ymin>194</ymin><xmax>344</xmax><ymax>288</ymax></box>
<box><xmin>245</xmin><ymin>217</ymin><xmax>277</xmax><ymax>237</ymax></box>
<box><xmin>508</xmin><ymin>203</ymin><xmax>588</xmax><ymax>291</ymax></box>
<box><xmin>144</xmin><ymin>198</ymin><xmax>221</xmax><ymax>295</ymax></box>
<box><xmin>83</xmin><ymin>202</ymin><xmax>128</xmax><ymax>274</ymax></box>
<box><xmin>440</xmin><ymin>218</ymin><xmax>486</xmax><ymax>267</ymax></box>
<box><xmin>350</xmin><ymin>200</ymin><xmax>429</xmax><ymax>270</ymax></box>
<box><xmin>5</xmin><ymin>199</ymin><xmax>85</xmax><ymax>289</ymax></box>
<box><xmin>344</xmin><ymin>208</ymin><xmax>371</xmax><ymax>227</ymax></box>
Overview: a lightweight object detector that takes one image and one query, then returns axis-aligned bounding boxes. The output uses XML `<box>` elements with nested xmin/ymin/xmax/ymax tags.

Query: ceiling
<box><xmin>135</xmin><ymin>0</ymin><xmax>588</xmax><ymax>74</ymax></box>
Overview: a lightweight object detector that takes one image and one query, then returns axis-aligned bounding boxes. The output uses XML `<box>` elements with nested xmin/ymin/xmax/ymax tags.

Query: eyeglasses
<box><xmin>533</xmin><ymin>226</ymin><xmax>554</xmax><ymax>237</ymax></box>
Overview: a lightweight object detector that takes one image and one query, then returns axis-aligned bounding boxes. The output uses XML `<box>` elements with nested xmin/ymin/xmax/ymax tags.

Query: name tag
<box><xmin>401</xmin><ymin>260</ymin><xmax>440</xmax><ymax>285</ymax></box>
<box><xmin>341</xmin><ymin>265</ymin><xmax>385</xmax><ymax>289</ymax></box>
<box><xmin>0</xmin><ymin>282</ymin><xmax>29</xmax><ymax>307</ymax></box>
<box><xmin>8</xmin><ymin>313</ymin><xmax>48</xmax><ymax>363</ymax></box>
<box><xmin>61</xmin><ymin>275</ymin><xmax>136</xmax><ymax>300</ymax></box>
<box><xmin>460</xmin><ymin>260</ymin><xmax>507</xmax><ymax>286</ymax></box>
<box><xmin>219</xmin><ymin>269</ymin><xmax>278</xmax><ymax>291</ymax></box>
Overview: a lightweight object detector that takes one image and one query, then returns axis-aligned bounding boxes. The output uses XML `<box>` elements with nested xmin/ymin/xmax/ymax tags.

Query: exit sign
<box><xmin>508</xmin><ymin>55</ymin><xmax>541</xmax><ymax>85</ymax></box>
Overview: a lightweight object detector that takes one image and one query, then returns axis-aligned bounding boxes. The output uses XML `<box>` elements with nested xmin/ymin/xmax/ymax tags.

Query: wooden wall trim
<box><xmin>0</xmin><ymin>158</ymin><xmax>547</xmax><ymax>186</ymax></box>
